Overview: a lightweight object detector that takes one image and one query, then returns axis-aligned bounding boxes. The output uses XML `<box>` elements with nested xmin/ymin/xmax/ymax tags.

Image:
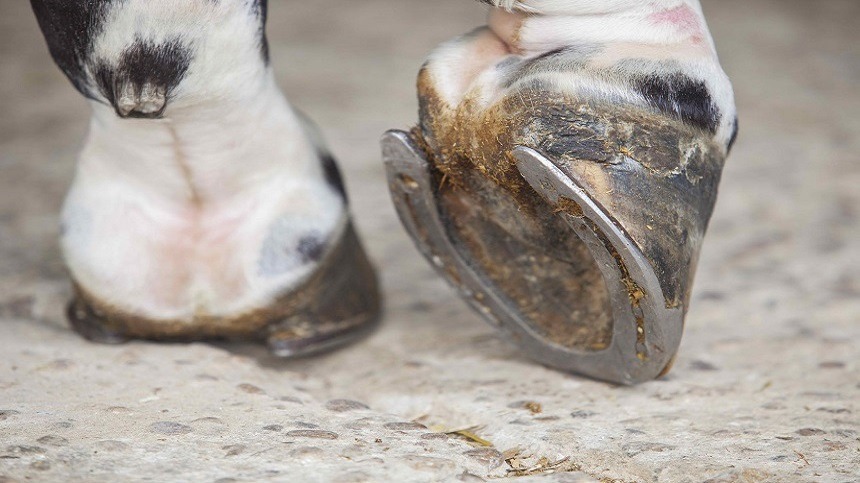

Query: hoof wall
<box><xmin>66</xmin><ymin>298</ymin><xmax>129</xmax><ymax>345</ymax></box>
<box><xmin>63</xmin><ymin>222</ymin><xmax>381</xmax><ymax>356</ymax></box>
<box><xmin>267</xmin><ymin>314</ymin><xmax>380</xmax><ymax>358</ymax></box>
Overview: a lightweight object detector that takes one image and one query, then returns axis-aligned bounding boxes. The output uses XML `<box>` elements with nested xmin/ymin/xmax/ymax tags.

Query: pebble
<box><xmin>36</xmin><ymin>436</ymin><xmax>68</xmax><ymax>447</ymax></box>
<box><xmin>325</xmin><ymin>399</ymin><xmax>370</xmax><ymax>412</ymax></box>
<box><xmin>149</xmin><ymin>422</ymin><xmax>193</xmax><ymax>436</ymax></box>
<box><xmin>285</xmin><ymin>430</ymin><xmax>338</xmax><ymax>440</ymax></box>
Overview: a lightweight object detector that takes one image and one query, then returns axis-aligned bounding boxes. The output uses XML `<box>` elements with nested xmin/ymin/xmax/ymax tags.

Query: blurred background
<box><xmin>0</xmin><ymin>1</ymin><xmax>857</xmax><ymax>481</ymax></box>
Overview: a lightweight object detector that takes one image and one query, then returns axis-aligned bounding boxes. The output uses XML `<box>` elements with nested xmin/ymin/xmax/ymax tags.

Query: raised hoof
<box><xmin>382</xmin><ymin>130</ymin><xmax>695</xmax><ymax>385</ymax></box>
<box><xmin>66</xmin><ymin>297</ymin><xmax>129</xmax><ymax>345</ymax></box>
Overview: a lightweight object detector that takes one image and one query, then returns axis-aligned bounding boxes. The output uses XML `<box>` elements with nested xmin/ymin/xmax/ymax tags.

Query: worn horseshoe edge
<box><xmin>382</xmin><ymin>129</ymin><xmax>683</xmax><ymax>385</ymax></box>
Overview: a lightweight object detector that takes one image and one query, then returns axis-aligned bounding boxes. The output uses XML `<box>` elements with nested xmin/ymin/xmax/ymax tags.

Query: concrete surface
<box><xmin>1</xmin><ymin>1</ymin><xmax>858</xmax><ymax>481</ymax></box>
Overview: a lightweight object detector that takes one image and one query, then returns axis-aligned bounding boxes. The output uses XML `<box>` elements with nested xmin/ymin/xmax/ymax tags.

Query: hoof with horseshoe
<box><xmin>383</xmin><ymin>1</ymin><xmax>737</xmax><ymax>384</ymax></box>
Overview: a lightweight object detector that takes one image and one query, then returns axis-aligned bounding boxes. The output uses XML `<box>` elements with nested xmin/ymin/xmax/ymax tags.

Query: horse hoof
<box><xmin>384</xmin><ymin>5</ymin><xmax>735</xmax><ymax>384</ymax></box>
<box><xmin>382</xmin><ymin>126</ymin><xmax>719</xmax><ymax>385</ymax></box>
<box><xmin>65</xmin><ymin>222</ymin><xmax>381</xmax><ymax>354</ymax></box>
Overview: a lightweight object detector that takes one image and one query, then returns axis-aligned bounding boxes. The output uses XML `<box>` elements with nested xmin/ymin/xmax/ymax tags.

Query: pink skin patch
<box><xmin>650</xmin><ymin>4</ymin><xmax>704</xmax><ymax>43</ymax></box>
<box><xmin>488</xmin><ymin>9</ymin><xmax>525</xmax><ymax>53</ymax></box>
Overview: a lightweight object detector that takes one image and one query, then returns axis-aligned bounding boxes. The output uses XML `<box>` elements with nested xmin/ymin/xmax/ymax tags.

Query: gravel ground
<box><xmin>1</xmin><ymin>1</ymin><xmax>858</xmax><ymax>482</ymax></box>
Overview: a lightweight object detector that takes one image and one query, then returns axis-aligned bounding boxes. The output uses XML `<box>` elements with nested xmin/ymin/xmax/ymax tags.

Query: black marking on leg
<box><xmin>32</xmin><ymin>0</ymin><xmax>269</xmax><ymax>100</ymax></box>
<box><xmin>727</xmin><ymin>117</ymin><xmax>739</xmax><ymax>153</ymax></box>
<box><xmin>114</xmin><ymin>40</ymin><xmax>191</xmax><ymax>93</ymax></box>
<box><xmin>30</xmin><ymin>0</ymin><xmax>116</xmax><ymax>99</ymax></box>
<box><xmin>93</xmin><ymin>39</ymin><xmax>191</xmax><ymax>119</ymax></box>
<box><xmin>298</xmin><ymin>235</ymin><xmax>327</xmax><ymax>263</ymax></box>
<box><xmin>292</xmin><ymin>107</ymin><xmax>347</xmax><ymax>201</ymax></box>
<box><xmin>321</xmin><ymin>154</ymin><xmax>348</xmax><ymax>202</ymax></box>
<box><xmin>253</xmin><ymin>0</ymin><xmax>270</xmax><ymax>64</ymax></box>
<box><xmin>259</xmin><ymin>220</ymin><xmax>330</xmax><ymax>277</ymax></box>
<box><xmin>634</xmin><ymin>73</ymin><xmax>721</xmax><ymax>133</ymax></box>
